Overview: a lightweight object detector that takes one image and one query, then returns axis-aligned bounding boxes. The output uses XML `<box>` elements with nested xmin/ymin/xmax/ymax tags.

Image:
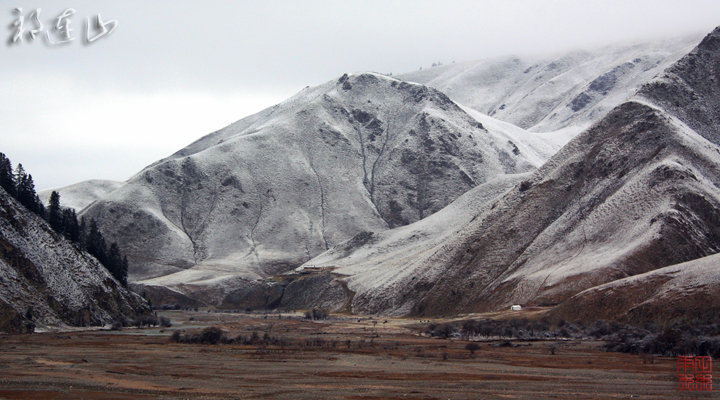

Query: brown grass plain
<box><xmin>0</xmin><ymin>310</ymin><xmax>711</xmax><ymax>399</ymax></box>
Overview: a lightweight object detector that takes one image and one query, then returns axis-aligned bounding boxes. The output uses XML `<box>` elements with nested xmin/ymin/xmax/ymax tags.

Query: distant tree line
<box><xmin>0</xmin><ymin>152</ymin><xmax>128</xmax><ymax>286</ymax></box>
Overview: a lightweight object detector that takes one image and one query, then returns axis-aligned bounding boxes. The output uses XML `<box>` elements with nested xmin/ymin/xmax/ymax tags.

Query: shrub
<box><xmin>133</xmin><ymin>314</ymin><xmax>158</xmax><ymax>327</ymax></box>
<box><xmin>304</xmin><ymin>308</ymin><xmax>329</xmax><ymax>320</ymax></box>
<box><xmin>431</xmin><ymin>324</ymin><xmax>455</xmax><ymax>339</ymax></box>
<box><xmin>465</xmin><ymin>342</ymin><xmax>480</xmax><ymax>356</ymax></box>
<box><xmin>198</xmin><ymin>327</ymin><xmax>224</xmax><ymax>344</ymax></box>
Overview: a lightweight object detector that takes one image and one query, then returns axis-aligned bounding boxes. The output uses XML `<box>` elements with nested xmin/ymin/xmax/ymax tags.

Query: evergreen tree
<box><xmin>47</xmin><ymin>191</ymin><xmax>62</xmax><ymax>232</ymax></box>
<box><xmin>13</xmin><ymin>163</ymin><xmax>25</xmax><ymax>195</ymax></box>
<box><xmin>18</xmin><ymin>174</ymin><xmax>34</xmax><ymax>211</ymax></box>
<box><xmin>121</xmin><ymin>256</ymin><xmax>129</xmax><ymax>286</ymax></box>
<box><xmin>62</xmin><ymin>208</ymin><xmax>81</xmax><ymax>243</ymax></box>
<box><xmin>86</xmin><ymin>218</ymin><xmax>108</xmax><ymax>265</ymax></box>
<box><xmin>34</xmin><ymin>194</ymin><xmax>45</xmax><ymax>218</ymax></box>
<box><xmin>107</xmin><ymin>242</ymin><xmax>124</xmax><ymax>283</ymax></box>
<box><xmin>14</xmin><ymin>168</ymin><xmax>40</xmax><ymax>215</ymax></box>
<box><xmin>0</xmin><ymin>153</ymin><xmax>13</xmax><ymax>195</ymax></box>
<box><xmin>14</xmin><ymin>165</ymin><xmax>29</xmax><ymax>207</ymax></box>
<box><xmin>79</xmin><ymin>217</ymin><xmax>88</xmax><ymax>249</ymax></box>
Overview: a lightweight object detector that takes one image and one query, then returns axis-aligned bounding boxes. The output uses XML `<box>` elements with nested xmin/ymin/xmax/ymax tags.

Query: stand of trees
<box><xmin>0</xmin><ymin>154</ymin><xmax>45</xmax><ymax>216</ymax></box>
<box><xmin>0</xmin><ymin>152</ymin><xmax>128</xmax><ymax>286</ymax></box>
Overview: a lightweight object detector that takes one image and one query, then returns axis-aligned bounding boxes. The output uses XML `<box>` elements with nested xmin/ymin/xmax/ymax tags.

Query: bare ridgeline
<box><xmin>2</xmin><ymin>26</ymin><xmax>720</xmax><ymax>398</ymax></box>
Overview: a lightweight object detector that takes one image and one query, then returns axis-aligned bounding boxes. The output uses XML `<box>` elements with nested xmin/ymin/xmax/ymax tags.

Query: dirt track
<box><xmin>0</xmin><ymin>311</ymin><xmax>709</xmax><ymax>399</ymax></box>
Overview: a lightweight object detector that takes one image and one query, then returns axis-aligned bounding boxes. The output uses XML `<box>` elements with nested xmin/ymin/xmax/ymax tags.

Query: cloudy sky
<box><xmin>2</xmin><ymin>0</ymin><xmax>719</xmax><ymax>190</ymax></box>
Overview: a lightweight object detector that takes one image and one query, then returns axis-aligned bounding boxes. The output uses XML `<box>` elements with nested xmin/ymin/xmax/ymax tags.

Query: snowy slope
<box><xmin>82</xmin><ymin>73</ymin><xmax>552</xmax><ymax>298</ymax></box>
<box><xmin>0</xmin><ymin>187</ymin><xmax>149</xmax><ymax>333</ymax></box>
<box><xmin>305</xmin><ymin>27</ymin><xmax>720</xmax><ymax>316</ymax></box>
<box><xmin>301</xmin><ymin>173</ymin><xmax>528</xmax><ymax>272</ymax></box>
<box><xmin>459</xmin><ymin>106</ymin><xmax>559</xmax><ymax>165</ymax></box>
<box><xmin>296</xmin><ymin>173</ymin><xmax>529</xmax><ymax>315</ymax></box>
<box><xmin>39</xmin><ymin>180</ymin><xmax>124</xmax><ymax>212</ymax></box>
<box><xmin>551</xmin><ymin>253</ymin><xmax>720</xmax><ymax>323</ymax></box>
<box><xmin>400</xmin><ymin>35</ymin><xmax>700</xmax><ymax>134</ymax></box>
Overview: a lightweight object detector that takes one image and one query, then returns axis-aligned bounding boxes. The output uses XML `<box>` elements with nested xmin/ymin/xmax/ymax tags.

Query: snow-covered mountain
<box><xmin>0</xmin><ymin>186</ymin><xmax>150</xmax><ymax>333</ymax></box>
<box><xmin>296</xmin><ymin>27</ymin><xmax>720</xmax><ymax>317</ymax></box>
<box><xmin>81</xmin><ymin>73</ymin><xmax>554</xmax><ymax>292</ymax></box>
<box><xmin>39</xmin><ymin>180</ymin><xmax>123</xmax><ymax>212</ymax></box>
<box><xmin>41</xmin><ymin>30</ymin><xmax>718</xmax><ymax>318</ymax></box>
<box><xmin>400</xmin><ymin>35</ymin><xmax>700</xmax><ymax>135</ymax></box>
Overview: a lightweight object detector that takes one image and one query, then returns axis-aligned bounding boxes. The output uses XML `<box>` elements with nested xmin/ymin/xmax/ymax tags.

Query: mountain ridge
<box><xmin>399</xmin><ymin>35</ymin><xmax>699</xmax><ymax>134</ymax></box>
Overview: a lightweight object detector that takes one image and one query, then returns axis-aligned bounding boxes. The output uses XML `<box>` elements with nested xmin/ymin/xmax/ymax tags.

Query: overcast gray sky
<box><xmin>2</xmin><ymin>0</ymin><xmax>719</xmax><ymax>190</ymax></box>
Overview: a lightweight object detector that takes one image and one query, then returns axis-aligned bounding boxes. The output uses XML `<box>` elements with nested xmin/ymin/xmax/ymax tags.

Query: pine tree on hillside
<box><xmin>107</xmin><ymin>242</ymin><xmax>124</xmax><ymax>284</ymax></box>
<box><xmin>14</xmin><ymin>165</ymin><xmax>30</xmax><ymax>207</ymax></box>
<box><xmin>0</xmin><ymin>153</ymin><xmax>13</xmax><ymax>195</ymax></box>
<box><xmin>86</xmin><ymin>218</ymin><xmax>108</xmax><ymax>266</ymax></box>
<box><xmin>13</xmin><ymin>166</ymin><xmax>43</xmax><ymax>216</ymax></box>
<box><xmin>34</xmin><ymin>194</ymin><xmax>45</xmax><ymax>218</ymax></box>
<box><xmin>13</xmin><ymin>163</ymin><xmax>25</xmax><ymax>194</ymax></box>
<box><xmin>121</xmin><ymin>256</ymin><xmax>129</xmax><ymax>286</ymax></box>
<box><xmin>61</xmin><ymin>208</ymin><xmax>81</xmax><ymax>243</ymax></box>
<box><xmin>79</xmin><ymin>217</ymin><xmax>88</xmax><ymax>249</ymax></box>
<box><xmin>47</xmin><ymin>191</ymin><xmax>62</xmax><ymax>232</ymax></box>
<box><xmin>17</xmin><ymin>174</ymin><xmax>35</xmax><ymax>212</ymax></box>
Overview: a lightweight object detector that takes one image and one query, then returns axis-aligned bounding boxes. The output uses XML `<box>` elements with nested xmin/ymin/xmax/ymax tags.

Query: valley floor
<box><xmin>0</xmin><ymin>311</ymin><xmax>705</xmax><ymax>399</ymax></box>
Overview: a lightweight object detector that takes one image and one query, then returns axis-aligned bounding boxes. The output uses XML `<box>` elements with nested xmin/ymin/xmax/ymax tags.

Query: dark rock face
<box><xmin>218</xmin><ymin>280</ymin><xmax>287</xmax><ymax>311</ymax></box>
<box><xmin>588</xmin><ymin>62</ymin><xmax>634</xmax><ymax>95</ymax></box>
<box><xmin>279</xmin><ymin>273</ymin><xmax>351</xmax><ymax>311</ymax></box>
<box><xmin>0</xmin><ymin>299</ymin><xmax>29</xmax><ymax>334</ymax></box>
<box><xmin>129</xmin><ymin>283</ymin><xmax>202</xmax><ymax>310</ymax></box>
<box><xmin>569</xmin><ymin>62</ymin><xmax>637</xmax><ymax>112</ymax></box>
<box><xmin>569</xmin><ymin>92</ymin><xmax>592</xmax><ymax>112</ymax></box>
<box><xmin>0</xmin><ymin>187</ymin><xmax>150</xmax><ymax>333</ymax></box>
<box><xmin>137</xmin><ymin>272</ymin><xmax>351</xmax><ymax>313</ymax></box>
